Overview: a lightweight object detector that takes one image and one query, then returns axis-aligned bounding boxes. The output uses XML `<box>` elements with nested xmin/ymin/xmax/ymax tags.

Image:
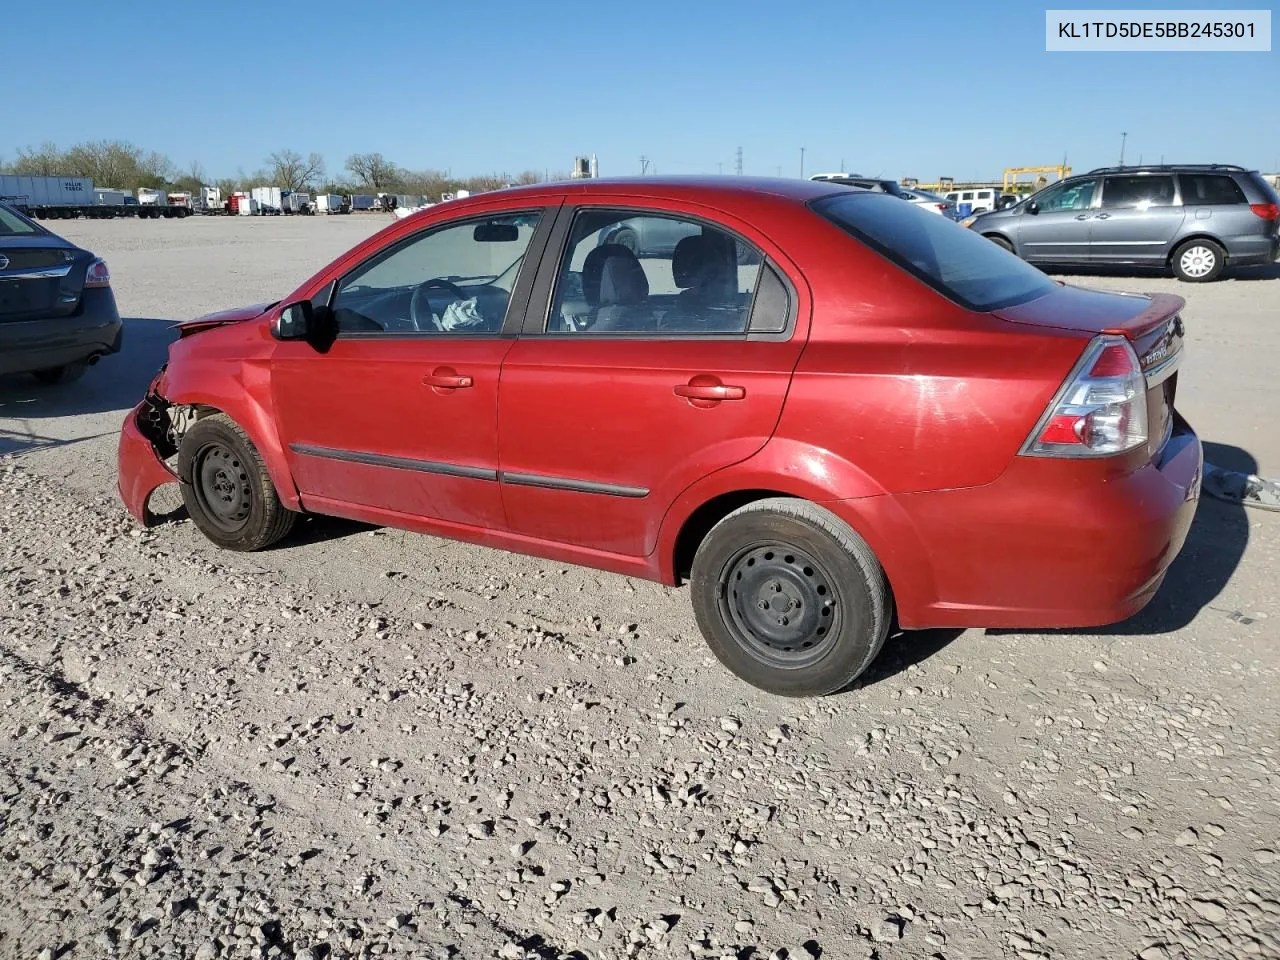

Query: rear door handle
<box><xmin>1094</xmin><ymin>213</ymin><xmax>1111</xmax><ymax>220</ymax></box>
<box><xmin>1075</xmin><ymin>214</ymin><xmax>1089</xmax><ymax>220</ymax></box>
<box><xmin>424</xmin><ymin>369</ymin><xmax>473</xmax><ymax>389</ymax></box>
<box><xmin>674</xmin><ymin>381</ymin><xmax>746</xmax><ymax>401</ymax></box>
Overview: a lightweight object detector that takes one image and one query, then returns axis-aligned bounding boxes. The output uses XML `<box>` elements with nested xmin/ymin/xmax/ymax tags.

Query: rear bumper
<box><xmin>1221</xmin><ymin>232</ymin><xmax>1280</xmax><ymax>265</ymax></box>
<box><xmin>0</xmin><ymin>289</ymin><xmax>123</xmax><ymax>377</ymax></box>
<box><xmin>864</xmin><ymin>416</ymin><xmax>1202</xmax><ymax>630</ymax></box>
<box><xmin>117</xmin><ymin>401</ymin><xmax>179</xmax><ymax>525</ymax></box>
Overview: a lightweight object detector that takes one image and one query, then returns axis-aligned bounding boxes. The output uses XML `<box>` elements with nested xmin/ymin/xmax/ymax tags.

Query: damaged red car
<box><xmin>117</xmin><ymin>177</ymin><xmax>1201</xmax><ymax>697</ymax></box>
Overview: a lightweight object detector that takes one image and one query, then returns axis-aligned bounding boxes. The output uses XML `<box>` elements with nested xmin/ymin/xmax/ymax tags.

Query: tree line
<box><xmin>1</xmin><ymin>140</ymin><xmax>567</xmax><ymax>201</ymax></box>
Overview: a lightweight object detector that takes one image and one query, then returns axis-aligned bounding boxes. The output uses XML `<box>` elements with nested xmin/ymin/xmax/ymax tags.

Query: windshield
<box><xmin>811</xmin><ymin>192</ymin><xmax>1056</xmax><ymax>312</ymax></box>
<box><xmin>0</xmin><ymin>204</ymin><xmax>45</xmax><ymax>236</ymax></box>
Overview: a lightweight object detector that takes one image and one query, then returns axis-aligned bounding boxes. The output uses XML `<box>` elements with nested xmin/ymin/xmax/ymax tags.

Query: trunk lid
<box><xmin>0</xmin><ymin>238</ymin><xmax>86</xmax><ymax>322</ymax></box>
<box><xmin>996</xmin><ymin>283</ymin><xmax>1185</xmax><ymax>459</ymax></box>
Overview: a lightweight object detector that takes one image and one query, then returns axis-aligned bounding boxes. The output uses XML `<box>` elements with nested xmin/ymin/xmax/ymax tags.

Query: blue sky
<box><xmin>2</xmin><ymin>0</ymin><xmax>1276</xmax><ymax>181</ymax></box>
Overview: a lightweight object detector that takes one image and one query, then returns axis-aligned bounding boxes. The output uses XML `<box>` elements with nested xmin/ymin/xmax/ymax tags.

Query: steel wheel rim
<box><xmin>717</xmin><ymin>541</ymin><xmax>840</xmax><ymax>668</ymax></box>
<box><xmin>1180</xmin><ymin>246</ymin><xmax>1215</xmax><ymax>278</ymax></box>
<box><xmin>193</xmin><ymin>442</ymin><xmax>253</xmax><ymax>533</ymax></box>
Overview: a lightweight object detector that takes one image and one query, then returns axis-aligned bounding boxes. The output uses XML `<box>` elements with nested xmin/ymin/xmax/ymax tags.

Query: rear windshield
<box><xmin>811</xmin><ymin>192</ymin><xmax>1056</xmax><ymax>312</ymax></box>
<box><xmin>0</xmin><ymin>204</ymin><xmax>44</xmax><ymax>236</ymax></box>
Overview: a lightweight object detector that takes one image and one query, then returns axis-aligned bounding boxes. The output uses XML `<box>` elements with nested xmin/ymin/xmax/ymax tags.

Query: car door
<box><xmin>1089</xmin><ymin>174</ymin><xmax>1184</xmax><ymax>264</ymax></box>
<box><xmin>270</xmin><ymin>206</ymin><xmax>554</xmax><ymax>529</ymax></box>
<box><xmin>496</xmin><ymin>202</ymin><xmax>807</xmax><ymax>559</ymax></box>
<box><xmin>1013</xmin><ymin>177</ymin><xmax>1099</xmax><ymax>262</ymax></box>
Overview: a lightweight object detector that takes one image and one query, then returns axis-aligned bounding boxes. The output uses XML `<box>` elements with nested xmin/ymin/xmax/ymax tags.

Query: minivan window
<box><xmin>1102</xmin><ymin>175</ymin><xmax>1176</xmax><ymax>209</ymax></box>
<box><xmin>1033</xmin><ymin>178</ymin><xmax>1096</xmax><ymax>212</ymax></box>
<box><xmin>813</xmin><ymin>192</ymin><xmax>1056</xmax><ymax>312</ymax></box>
<box><xmin>1180</xmin><ymin>174</ymin><xmax>1246</xmax><ymax>205</ymax></box>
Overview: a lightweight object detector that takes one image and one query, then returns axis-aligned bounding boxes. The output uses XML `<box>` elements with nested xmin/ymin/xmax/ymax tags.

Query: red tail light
<box><xmin>84</xmin><ymin>258</ymin><xmax>111</xmax><ymax>288</ymax></box>
<box><xmin>1021</xmin><ymin>336</ymin><xmax>1148</xmax><ymax>458</ymax></box>
<box><xmin>1250</xmin><ymin>202</ymin><xmax>1280</xmax><ymax>221</ymax></box>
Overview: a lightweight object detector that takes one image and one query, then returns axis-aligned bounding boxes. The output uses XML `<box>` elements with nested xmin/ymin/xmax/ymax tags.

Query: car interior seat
<box><xmin>582</xmin><ymin>243</ymin><xmax>651</xmax><ymax>332</ymax></box>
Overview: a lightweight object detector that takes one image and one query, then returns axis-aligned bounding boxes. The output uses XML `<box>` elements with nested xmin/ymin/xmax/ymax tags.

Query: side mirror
<box><xmin>1026</xmin><ymin>201</ymin><xmax>1039</xmax><ymax>215</ymax></box>
<box><xmin>272</xmin><ymin>300</ymin><xmax>314</xmax><ymax>340</ymax></box>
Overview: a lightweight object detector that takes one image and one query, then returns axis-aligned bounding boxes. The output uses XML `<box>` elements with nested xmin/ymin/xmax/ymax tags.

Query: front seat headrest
<box><xmin>582</xmin><ymin>243</ymin><xmax>648</xmax><ymax>306</ymax></box>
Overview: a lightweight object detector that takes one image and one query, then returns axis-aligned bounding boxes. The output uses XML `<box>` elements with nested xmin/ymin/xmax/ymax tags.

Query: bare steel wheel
<box><xmin>720</xmin><ymin>543</ymin><xmax>840</xmax><ymax>668</ymax></box>
<box><xmin>178</xmin><ymin>413</ymin><xmax>296</xmax><ymax>551</ymax></box>
<box><xmin>690</xmin><ymin>498</ymin><xmax>892</xmax><ymax>697</ymax></box>
<box><xmin>1172</xmin><ymin>238</ymin><xmax>1225</xmax><ymax>282</ymax></box>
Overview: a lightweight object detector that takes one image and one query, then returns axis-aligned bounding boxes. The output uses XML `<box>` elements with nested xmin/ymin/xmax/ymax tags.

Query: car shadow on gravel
<box><xmin>0</xmin><ymin>317</ymin><xmax>179</xmax><ymax>453</ymax></box>
<box><xmin>992</xmin><ymin>440</ymin><xmax>1253</xmax><ymax>638</ymax></box>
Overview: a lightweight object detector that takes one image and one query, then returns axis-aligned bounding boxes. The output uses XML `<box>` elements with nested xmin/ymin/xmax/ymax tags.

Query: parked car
<box><xmin>0</xmin><ymin>201</ymin><xmax>122</xmax><ymax>384</ymax></box>
<box><xmin>117</xmin><ymin>177</ymin><xmax>1201</xmax><ymax>697</ymax></box>
<box><xmin>602</xmin><ymin>214</ymin><xmax>758</xmax><ymax>264</ymax></box>
<box><xmin>964</xmin><ymin>164</ymin><xmax>1280</xmax><ymax>282</ymax></box>
<box><xmin>899</xmin><ymin>187</ymin><xmax>958</xmax><ymax>218</ymax></box>
<box><xmin>945</xmin><ymin>187</ymin><xmax>1000</xmax><ymax>215</ymax></box>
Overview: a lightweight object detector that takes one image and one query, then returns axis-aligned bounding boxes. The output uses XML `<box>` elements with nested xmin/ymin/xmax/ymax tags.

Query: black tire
<box><xmin>32</xmin><ymin>361</ymin><xmax>88</xmax><ymax>385</ymax></box>
<box><xmin>611</xmin><ymin>228</ymin><xmax>639</xmax><ymax>256</ymax></box>
<box><xmin>177</xmin><ymin>414</ymin><xmax>296</xmax><ymax>551</ymax></box>
<box><xmin>689</xmin><ymin>497</ymin><xmax>893</xmax><ymax>697</ymax></box>
<box><xmin>1171</xmin><ymin>238</ymin><xmax>1225</xmax><ymax>282</ymax></box>
<box><xmin>986</xmin><ymin>234</ymin><xmax>1015</xmax><ymax>253</ymax></box>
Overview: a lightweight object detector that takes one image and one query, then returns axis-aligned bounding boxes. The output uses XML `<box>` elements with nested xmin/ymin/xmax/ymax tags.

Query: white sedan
<box><xmin>899</xmin><ymin>188</ymin><xmax>958</xmax><ymax>219</ymax></box>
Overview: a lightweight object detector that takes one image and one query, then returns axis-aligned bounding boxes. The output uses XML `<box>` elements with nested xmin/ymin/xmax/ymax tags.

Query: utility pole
<box><xmin>717</xmin><ymin>162</ymin><xmax>723</xmax><ymax>175</ymax></box>
<box><xmin>1119</xmin><ymin>132</ymin><xmax>1127</xmax><ymax>167</ymax></box>
<box><xmin>799</xmin><ymin>147</ymin><xmax>805</xmax><ymax>179</ymax></box>
<box><xmin>775</xmin><ymin>165</ymin><xmax>782</xmax><ymax>177</ymax></box>
<box><xmin>640</xmin><ymin>156</ymin><xmax>649</xmax><ymax>176</ymax></box>
<box><xmin>735</xmin><ymin>146</ymin><xmax>743</xmax><ymax>176</ymax></box>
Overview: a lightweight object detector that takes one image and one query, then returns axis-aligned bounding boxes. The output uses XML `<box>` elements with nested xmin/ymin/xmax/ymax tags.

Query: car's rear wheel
<box><xmin>689</xmin><ymin>498</ymin><xmax>892</xmax><ymax>697</ymax></box>
<box><xmin>986</xmin><ymin>234</ymin><xmax>1015</xmax><ymax>253</ymax></box>
<box><xmin>178</xmin><ymin>414</ymin><xmax>296</xmax><ymax>551</ymax></box>
<box><xmin>32</xmin><ymin>362</ymin><xmax>88</xmax><ymax>385</ymax></box>
<box><xmin>1172</xmin><ymin>238</ymin><xmax>1225</xmax><ymax>282</ymax></box>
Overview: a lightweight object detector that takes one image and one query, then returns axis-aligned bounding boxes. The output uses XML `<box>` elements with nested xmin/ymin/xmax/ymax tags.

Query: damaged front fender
<box><xmin>117</xmin><ymin>398</ymin><xmax>180</xmax><ymax>526</ymax></box>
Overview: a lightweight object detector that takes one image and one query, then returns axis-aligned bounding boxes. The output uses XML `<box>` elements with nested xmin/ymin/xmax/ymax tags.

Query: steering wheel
<box><xmin>410</xmin><ymin>278</ymin><xmax>469</xmax><ymax>330</ymax></box>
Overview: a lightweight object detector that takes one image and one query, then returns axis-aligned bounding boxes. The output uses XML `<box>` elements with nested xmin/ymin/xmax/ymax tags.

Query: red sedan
<box><xmin>117</xmin><ymin>177</ymin><xmax>1201</xmax><ymax>696</ymax></box>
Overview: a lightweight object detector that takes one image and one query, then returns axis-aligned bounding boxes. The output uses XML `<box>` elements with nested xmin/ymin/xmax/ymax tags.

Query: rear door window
<box><xmin>1101</xmin><ymin>175</ymin><xmax>1176</xmax><ymax>209</ymax></box>
<box><xmin>813</xmin><ymin>192</ymin><xmax>1056</xmax><ymax>312</ymax></box>
<box><xmin>546</xmin><ymin>209</ymin><xmax>762</xmax><ymax>335</ymax></box>
<box><xmin>1179</xmin><ymin>174</ymin><xmax>1246</xmax><ymax>205</ymax></box>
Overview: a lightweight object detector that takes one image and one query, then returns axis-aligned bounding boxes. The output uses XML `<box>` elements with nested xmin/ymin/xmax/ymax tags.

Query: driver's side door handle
<box><xmin>423</xmin><ymin>371</ymin><xmax>473</xmax><ymax>389</ymax></box>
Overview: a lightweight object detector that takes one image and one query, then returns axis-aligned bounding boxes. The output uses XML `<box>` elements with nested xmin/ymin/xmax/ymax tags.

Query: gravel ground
<box><xmin>1</xmin><ymin>215</ymin><xmax>1278</xmax><ymax>960</ymax></box>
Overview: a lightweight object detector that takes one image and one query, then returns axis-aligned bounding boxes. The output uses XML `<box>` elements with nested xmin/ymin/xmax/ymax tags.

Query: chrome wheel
<box><xmin>1179</xmin><ymin>245</ymin><xmax>1216</xmax><ymax>279</ymax></box>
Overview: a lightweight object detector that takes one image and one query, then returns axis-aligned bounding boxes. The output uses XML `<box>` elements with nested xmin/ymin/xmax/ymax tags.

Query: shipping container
<box><xmin>94</xmin><ymin>189</ymin><xmax>126</xmax><ymax>207</ymax></box>
<box><xmin>136</xmin><ymin>187</ymin><xmax>167</xmax><ymax>205</ymax></box>
<box><xmin>315</xmin><ymin>194</ymin><xmax>345</xmax><ymax>214</ymax></box>
<box><xmin>0</xmin><ymin>174</ymin><xmax>95</xmax><ymax>208</ymax></box>
<box><xmin>251</xmin><ymin>186</ymin><xmax>283</xmax><ymax>212</ymax></box>
<box><xmin>349</xmin><ymin>194</ymin><xmax>376</xmax><ymax>211</ymax></box>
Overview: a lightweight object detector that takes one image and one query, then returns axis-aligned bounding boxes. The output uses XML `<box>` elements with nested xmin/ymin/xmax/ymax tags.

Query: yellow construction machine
<box><xmin>1002</xmin><ymin>165</ymin><xmax>1071</xmax><ymax>196</ymax></box>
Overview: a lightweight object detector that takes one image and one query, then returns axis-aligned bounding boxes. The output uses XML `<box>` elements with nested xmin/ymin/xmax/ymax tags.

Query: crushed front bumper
<box><xmin>117</xmin><ymin>399</ymin><xmax>179</xmax><ymax>525</ymax></box>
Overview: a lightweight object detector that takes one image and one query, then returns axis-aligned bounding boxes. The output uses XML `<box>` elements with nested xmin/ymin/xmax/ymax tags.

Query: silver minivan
<box><xmin>964</xmin><ymin>164</ymin><xmax>1280</xmax><ymax>281</ymax></box>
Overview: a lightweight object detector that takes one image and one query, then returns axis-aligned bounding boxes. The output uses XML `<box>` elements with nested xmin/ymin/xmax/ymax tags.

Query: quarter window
<box><xmin>547</xmin><ymin>210</ymin><xmax>762</xmax><ymax>335</ymax></box>
<box><xmin>1101</xmin><ymin>175</ymin><xmax>1176</xmax><ymax>209</ymax></box>
<box><xmin>1179</xmin><ymin>174</ymin><xmax>1246</xmax><ymax>205</ymax></box>
<box><xmin>331</xmin><ymin>212</ymin><xmax>541</xmax><ymax>335</ymax></box>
